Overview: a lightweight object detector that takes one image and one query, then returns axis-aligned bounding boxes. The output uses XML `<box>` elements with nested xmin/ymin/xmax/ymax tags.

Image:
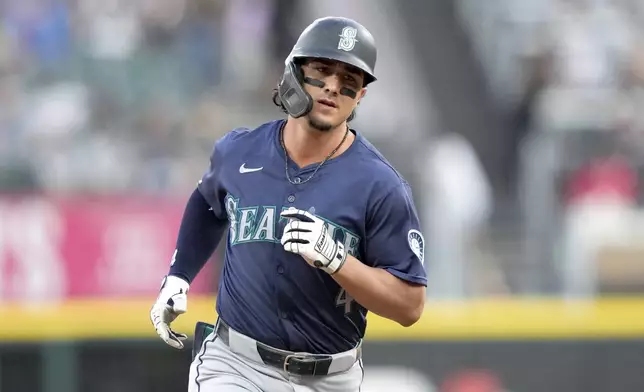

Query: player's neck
<box><xmin>283</xmin><ymin>120</ymin><xmax>354</xmax><ymax>168</ymax></box>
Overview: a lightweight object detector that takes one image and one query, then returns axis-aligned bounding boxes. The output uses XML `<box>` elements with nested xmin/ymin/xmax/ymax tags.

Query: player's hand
<box><xmin>150</xmin><ymin>275</ymin><xmax>190</xmax><ymax>349</ymax></box>
<box><xmin>280</xmin><ymin>208</ymin><xmax>347</xmax><ymax>274</ymax></box>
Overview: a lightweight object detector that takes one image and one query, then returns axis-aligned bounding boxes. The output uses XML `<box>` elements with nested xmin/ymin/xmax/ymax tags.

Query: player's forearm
<box><xmin>332</xmin><ymin>255</ymin><xmax>425</xmax><ymax>327</ymax></box>
<box><xmin>167</xmin><ymin>188</ymin><xmax>228</xmax><ymax>283</ymax></box>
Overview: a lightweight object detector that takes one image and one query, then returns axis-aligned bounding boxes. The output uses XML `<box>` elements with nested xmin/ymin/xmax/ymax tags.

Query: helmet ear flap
<box><xmin>277</xmin><ymin>61</ymin><xmax>313</xmax><ymax>118</ymax></box>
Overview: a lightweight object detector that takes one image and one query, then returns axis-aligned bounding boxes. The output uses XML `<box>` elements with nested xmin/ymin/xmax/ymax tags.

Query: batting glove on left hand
<box><xmin>280</xmin><ymin>208</ymin><xmax>348</xmax><ymax>275</ymax></box>
<box><xmin>150</xmin><ymin>275</ymin><xmax>189</xmax><ymax>349</ymax></box>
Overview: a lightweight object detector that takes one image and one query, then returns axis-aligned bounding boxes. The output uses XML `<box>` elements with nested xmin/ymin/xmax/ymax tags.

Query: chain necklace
<box><xmin>280</xmin><ymin>123</ymin><xmax>349</xmax><ymax>185</ymax></box>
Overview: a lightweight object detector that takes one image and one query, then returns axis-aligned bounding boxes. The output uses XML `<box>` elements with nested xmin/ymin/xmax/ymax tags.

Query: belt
<box><xmin>215</xmin><ymin>319</ymin><xmax>361</xmax><ymax>376</ymax></box>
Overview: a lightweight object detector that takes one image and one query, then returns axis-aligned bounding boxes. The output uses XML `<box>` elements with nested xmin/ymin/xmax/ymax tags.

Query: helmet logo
<box><xmin>338</xmin><ymin>26</ymin><xmax>358</xmax><ymax>52</ymax></box>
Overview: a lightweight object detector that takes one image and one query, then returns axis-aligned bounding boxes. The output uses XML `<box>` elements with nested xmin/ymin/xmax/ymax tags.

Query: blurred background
<box><xmin>2</xmin><ymin>0</ymin><xmax>644</xmax><ymax>391</ymax></box>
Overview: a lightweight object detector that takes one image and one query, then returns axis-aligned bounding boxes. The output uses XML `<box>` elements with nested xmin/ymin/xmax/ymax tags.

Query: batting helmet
<box><xmin>276</xmin><ymin>16</ymin><xmax>378</xmax><ymax>118</ymax></box>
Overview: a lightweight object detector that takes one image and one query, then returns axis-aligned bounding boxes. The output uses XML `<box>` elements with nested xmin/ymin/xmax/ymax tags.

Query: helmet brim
<box><xmin>289</xmin><ymin>50</ymin><xmax>377</xmax><ymax>86</ymax></box>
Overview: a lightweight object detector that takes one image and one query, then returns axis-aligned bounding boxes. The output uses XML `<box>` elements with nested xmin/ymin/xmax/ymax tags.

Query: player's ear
<box><xmin>356</xmin><ymin>88</ymin><xmax>367</xmax><ymax>105</ymax></box>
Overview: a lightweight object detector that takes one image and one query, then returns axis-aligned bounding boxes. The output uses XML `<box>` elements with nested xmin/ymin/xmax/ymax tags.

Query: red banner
<box><xmin>0</xmin><ymin>195</ymin><xmax>217</xmax><ymax>302</ymax></box>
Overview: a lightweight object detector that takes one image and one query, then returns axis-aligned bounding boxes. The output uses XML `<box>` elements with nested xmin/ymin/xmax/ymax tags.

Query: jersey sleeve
<box><xmin>197</xmin><ymin>130</ymin><xmax>241</xmax><ymax>220</ymax></box>
<box><xmin>364</xmin><ymin>180</ymin><xmax>428</xmax><ymax>286</ymax></box>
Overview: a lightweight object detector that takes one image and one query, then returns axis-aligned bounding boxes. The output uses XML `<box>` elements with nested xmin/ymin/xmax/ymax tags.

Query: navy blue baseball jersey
<box><xmin>197</xmin><ymin>119</ymin><xmax>427</xmax><ymax>354</ymax></box>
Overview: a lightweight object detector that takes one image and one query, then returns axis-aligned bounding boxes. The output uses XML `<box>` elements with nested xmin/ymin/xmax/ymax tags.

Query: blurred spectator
<box><xmin>76</xmin><ymin>0</ymin><xmax>142</xmax><ymax>61</ymax></box>
<box><xmin>421</xmin><ymin>132</ymin><xmax>497</xmax><ymax>298</ymax></box>
<box><xmin>560</xmin><ymin>151</ymin><xmax>639</xmax><ymax>297</ymax></box>
<box><xmin>2</xmin><ymin>0</ymin><xmax>72</xmax><ymax>77</ymax></box>
<box><xmin>509</xmin><ymin>0</ymin><xmax>644</xmax><ymax>295</ymax></box>
<box><xmin>522</xmin><ymin>0</ymin><xmax>641</xmax><ymax>133</ymax></box>
<box><xmin>0</xmin><ymin>0</ymin><xmax>291</xmax><ymax>197</ymax></box>
<box><xmin>174</xmin><ymin>0</ymin><xmax>225</xmax><ymax>94</ymax></box>
<box><xmin>220</xmin><ymin>0</ymin><xmax>276</xmax><ymax>100</ymax></box>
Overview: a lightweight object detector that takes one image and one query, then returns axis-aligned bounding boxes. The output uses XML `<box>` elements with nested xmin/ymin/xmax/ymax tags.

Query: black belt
<box><xmin>216</xmin><ymin>320</ymin><xmax>335</xmax><ymax>376</ymax></box>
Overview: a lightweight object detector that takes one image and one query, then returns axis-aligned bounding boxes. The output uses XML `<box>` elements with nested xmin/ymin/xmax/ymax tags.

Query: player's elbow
<box><xmin>398</xmin><ymin>303</ymin><xmax>423</xmax><ymax>327</ymax></box>
<box><xmin>397</xmin><ymin>286</ymin><xmax>425</xmax><ymax>327</ymax></box>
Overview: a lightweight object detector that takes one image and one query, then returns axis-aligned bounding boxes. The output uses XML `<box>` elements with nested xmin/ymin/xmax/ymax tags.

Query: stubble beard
<box><xmin>307</xmin><ymin>113</ymin><xmax>335</xmax><ymax>133</ymax></box>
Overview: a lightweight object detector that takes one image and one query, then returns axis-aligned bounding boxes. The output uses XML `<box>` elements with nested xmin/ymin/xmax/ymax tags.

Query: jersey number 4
<box><xmin>335</xmin><ymin>289</ymin><xmax>355</xmax><ymax>314</ymax></box>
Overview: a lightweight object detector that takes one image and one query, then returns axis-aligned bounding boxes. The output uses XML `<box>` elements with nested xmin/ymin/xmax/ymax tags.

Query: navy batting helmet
<box><xmin>276</xmin><ymin>16</ymin><xmax>378</xmax><ymax>118</ymax></box>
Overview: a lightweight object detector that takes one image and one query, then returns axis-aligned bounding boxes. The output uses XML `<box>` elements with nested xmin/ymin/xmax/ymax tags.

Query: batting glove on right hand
<box><xmin>280</xmin><ymin>208</ymin><xmax>347</xmax><ymax>275</ymax></box>
<box><xmin>150</xmin><ymin>275</ymin><xmax>189</xmax><ymax>349</ymax></box>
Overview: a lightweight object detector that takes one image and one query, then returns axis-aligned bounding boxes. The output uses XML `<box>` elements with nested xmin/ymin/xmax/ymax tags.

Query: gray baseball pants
<box><xmin>188</xmin><ymin>320</ymin><xmax>364</xmax><ymax>392</ymax></box>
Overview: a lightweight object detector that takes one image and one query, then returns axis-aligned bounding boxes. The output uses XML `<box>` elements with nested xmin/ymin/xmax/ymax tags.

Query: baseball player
<box><xmin>150</xmin><ymin>16</ymin><xmax>427</xmax><ymax>392</ymax></box>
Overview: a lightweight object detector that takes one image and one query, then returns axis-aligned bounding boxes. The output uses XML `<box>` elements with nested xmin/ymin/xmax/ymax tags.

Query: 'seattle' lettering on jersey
<box><xmin>198</xmin><ymin>119</ymin><xmax>427</xmax><ymax>354</ymax></box>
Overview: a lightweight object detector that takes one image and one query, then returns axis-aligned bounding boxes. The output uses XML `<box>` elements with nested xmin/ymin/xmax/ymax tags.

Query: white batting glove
<box><xmin>150</xmin><ymin>275</ymin><xmax>189</xmax><ymax>349</ymax></box>
<box><xmin>280</xmin><ymin>208</ymin><xmax>348</xmax><ymax>275</ymax></box>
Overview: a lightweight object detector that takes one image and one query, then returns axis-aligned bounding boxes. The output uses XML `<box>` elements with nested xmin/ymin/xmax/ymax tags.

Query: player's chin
<box><xmin>307</xmin><ymin>113</ymin><xmax>336</xmax><ymax>132</ymax></box>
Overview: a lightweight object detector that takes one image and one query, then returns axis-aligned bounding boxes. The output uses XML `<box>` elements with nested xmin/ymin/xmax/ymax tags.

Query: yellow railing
<box><xmin>2</xmin><ymin>296</ymin><xmax>644</xmax><ymax>341</ymax></box>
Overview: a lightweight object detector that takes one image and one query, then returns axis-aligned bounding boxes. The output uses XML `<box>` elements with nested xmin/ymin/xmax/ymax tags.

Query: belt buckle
<box><xmin>283</xmin><ymin>353</ymin><xmax>309</xmax><ymax>374</ymax></box>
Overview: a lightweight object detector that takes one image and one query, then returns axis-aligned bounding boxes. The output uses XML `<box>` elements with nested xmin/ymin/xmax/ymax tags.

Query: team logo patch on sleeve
<box><xmin>407</xmin><ymin>229</ymin><xmax>425</xmax><ymax>265</ymax></box>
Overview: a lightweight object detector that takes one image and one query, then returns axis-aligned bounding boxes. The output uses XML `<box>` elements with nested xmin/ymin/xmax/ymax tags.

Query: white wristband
<box><xmin>323</xmin><ymin>241</ymin><xmax>347</xmax><ymax>275</ymax></box>
<box><xmin>160</xmin><ymin>275</ymin><xmax>190</xmax><ymax>295</ymax></box>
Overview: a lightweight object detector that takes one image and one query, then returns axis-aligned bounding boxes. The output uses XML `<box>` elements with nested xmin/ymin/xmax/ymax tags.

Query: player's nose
<box><xmin>322</xmin><ymin>74</ymin><xmax>341</xmax><ymax>95</ymax></box>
